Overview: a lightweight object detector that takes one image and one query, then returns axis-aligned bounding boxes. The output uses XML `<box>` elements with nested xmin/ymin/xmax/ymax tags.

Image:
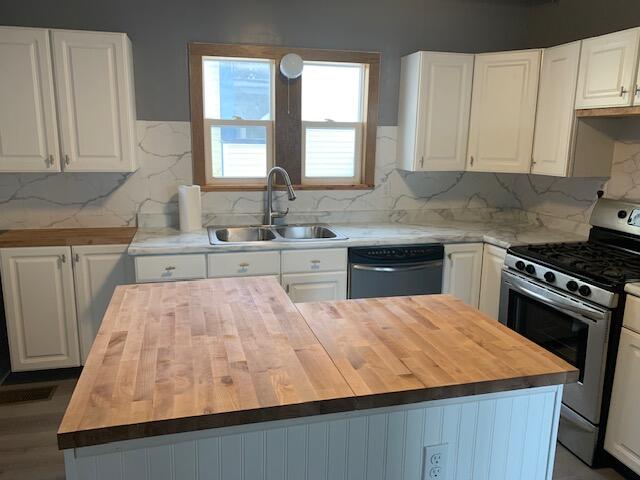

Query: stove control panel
<box><xmin>504</xmin><ymin>253</ymin><xmax>619</xmax><ymax>308</ymax></box>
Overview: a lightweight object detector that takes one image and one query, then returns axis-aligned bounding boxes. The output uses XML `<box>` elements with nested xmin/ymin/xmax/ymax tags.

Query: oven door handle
<box><xmin>351</xmin><ymin>260</ymin><xmax>442</xmax><ymax>273</ymax></box>
<box><xmin>506</xmin><ymin>274</ymin><xmax>606</xmax><ymax>323</ymax></box>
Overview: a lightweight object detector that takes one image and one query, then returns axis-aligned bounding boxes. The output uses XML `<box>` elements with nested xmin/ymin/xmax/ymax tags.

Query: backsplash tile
<box><xmin>0</xmin><ymin>121</ymin><xmax>637</xmax><ymax>230</ymax></box>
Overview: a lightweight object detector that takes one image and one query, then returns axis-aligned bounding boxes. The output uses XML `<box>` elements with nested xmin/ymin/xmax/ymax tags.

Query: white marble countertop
<box><xmin>128</xmin><ymin>220</ymin><xmax>587</xmax><ymax>255</ymax></box>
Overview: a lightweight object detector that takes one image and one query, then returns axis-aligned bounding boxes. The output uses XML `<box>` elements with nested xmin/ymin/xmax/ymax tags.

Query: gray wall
<box><xmin>527</xmin><ymin>0</ymin><xmax>640</xmax><ymax>47</ymax></box>
<box><xmin>0</xmin><ymin>0</ymin><xmax>530</xmax><ymax>125</ymax></box>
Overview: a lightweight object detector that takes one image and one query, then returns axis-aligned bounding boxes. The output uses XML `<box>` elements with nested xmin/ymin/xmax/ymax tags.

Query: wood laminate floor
<box><xmin>0</xmin><ymin>377</ymin><xmax>76</xmax><ymax>480</ymax></box>
<box><xmin>0</xmin><ymin>376</ymin><xmax>629</xmax><ymax>480</ymax></box>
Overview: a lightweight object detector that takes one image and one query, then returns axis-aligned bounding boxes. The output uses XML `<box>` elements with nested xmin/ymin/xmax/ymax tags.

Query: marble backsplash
<box><xmin>0</xmin><ymin>120</ymin><xmax>635</xmax><ymax>231</ymax></box>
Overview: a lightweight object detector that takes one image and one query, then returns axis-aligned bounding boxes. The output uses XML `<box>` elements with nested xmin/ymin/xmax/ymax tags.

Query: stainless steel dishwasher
<box><xmin>348</xmin><ymin>245</ymin><xmax>444</xmax><ymax>299</ymax></box>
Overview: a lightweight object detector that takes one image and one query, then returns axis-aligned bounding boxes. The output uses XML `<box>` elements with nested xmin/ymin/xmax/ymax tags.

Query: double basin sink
<box><xmin>208</xmin><ymin>224</ymin><xmax>347</xmax><ymax>245</ymax></box>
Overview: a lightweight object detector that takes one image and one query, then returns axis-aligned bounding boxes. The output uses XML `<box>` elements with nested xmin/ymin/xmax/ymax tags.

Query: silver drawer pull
<box><xmin>164</xmin><ymin>266</ymin><xmax>176</xmax><ymax>271</ymax></box>
<box><xmin>60</xmin><ymin>254</ymin><xmax>66</xmax><ymax>263</ymax></box>
<box><xmin>47</xmin><ymin>154</ymin><xmax>55</xmax><ymax>167</ymax></box>
<box><xmin>310</xmin><ymin>260</ymin><xmax>321</xmax><ymax>264</ymax></box>
<box><xmin>620</xmin><ymin>85</ymin><xmax>628</xmax><ymax>97</ymax></box>
<box><xmin>239</xmin><ymin>262</ymin><xmax>250</xmax><ymax>268</ymax></box>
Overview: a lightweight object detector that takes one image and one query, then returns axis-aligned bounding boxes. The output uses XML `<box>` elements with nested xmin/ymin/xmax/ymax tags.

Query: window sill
<box><xmin>199</xmin><ymin>183</ymin><xmax>375</xmax><ymax>192</ymax></box>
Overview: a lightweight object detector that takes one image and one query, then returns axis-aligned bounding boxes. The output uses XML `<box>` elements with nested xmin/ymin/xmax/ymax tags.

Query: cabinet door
<box><xmin>478</xmin><ymin>244</ymin><xmax>507</xmax><ymax>320</ymax></box>
<box><xmin>419</xmin><ymin>52</ymin><xmax>474</xmax><ymax>171</ymax></box>
<box><xmin>72</xmin><ymin>245</ymin><xmax>134</xmax><ymax>363</ymax></box>
<box><xmin>282</xmin><ymin>272</ymin><xmax>347</xmax><ymax>303</ymax></box>
<box><xmin>467</xmin><ymin>50</ymin><xmax>541</xmax><ymax>173</ymax></box>
<box><xmin>576</xmin><ymin>28</ymin><xmax>640</xmax><ymax>109</ymax></box>
<box><xmin>0</xmin><ymin>247</ymin><xmax>79</xmax><ymax>371</ymax></box>
<box><xmin>442</xmin><ymin>243</ymin><xmax>483</xmax><ymax>307</ymax></box>
<box><xmin>0</xmin><ymin>27</ymin><xmax>60</xmax><ymax>172</ymax></box>
<box><xmin>51</xmin><ymin>30</ymin><xmax>137</xmax><ymax>172</ymax></box>
<box><xmin>604</xmin><ymin>327</ymin><xmax>640</xmax><ymax>475</ymax></box>
<box><xmin>532</xmin><ymin>42</ymin><xmax>581</xmax><ymax>177</ymax></box>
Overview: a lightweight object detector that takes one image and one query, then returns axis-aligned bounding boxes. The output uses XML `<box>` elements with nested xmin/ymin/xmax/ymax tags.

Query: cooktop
<box><xmin>509</xmin><ymin>241</ymin><xmax>640</xmax><ymax>289</ymax></box>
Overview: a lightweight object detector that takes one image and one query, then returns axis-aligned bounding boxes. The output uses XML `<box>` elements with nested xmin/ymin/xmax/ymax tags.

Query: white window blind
<box><xmin>202</xmin><ymin>57</ymin><xmax>274</xmax><ymax>183</ymax></box>
<box><xmin>301</xmin><ymin>62</ymin><xmax>365</xmax><ymax>184</ymax></box>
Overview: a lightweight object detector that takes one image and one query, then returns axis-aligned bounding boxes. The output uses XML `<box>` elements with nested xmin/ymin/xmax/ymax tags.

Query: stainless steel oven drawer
<box><xmin>558</xmin><ymin>404</ymin><xmax>598</xmax><ymax>466</ymax></box>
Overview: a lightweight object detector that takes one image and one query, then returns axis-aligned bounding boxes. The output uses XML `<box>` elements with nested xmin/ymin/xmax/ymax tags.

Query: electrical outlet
<box><xmin>423</xmin><ymin>444</ymin><xmax>448</xmax><ymax>480</ymax></box>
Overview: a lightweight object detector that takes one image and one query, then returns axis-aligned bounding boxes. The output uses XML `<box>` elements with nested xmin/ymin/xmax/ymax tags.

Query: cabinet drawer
<box><xmin>282</xmin><ymin>248</ymin><xmax>347</xmax><ymax>274</ymax></box>
<box><xmin>624</xmin><ymin>295</ymin><xmax>640</xmax><ymax>334</ymax></box>
<box><xmin>208</xmin><ymin>251</ymin><xmax>280</xmax><ymax>278</ymax></box>
<box><xmin>135</xmin><ymin>254</ymin><xmax>206</xmax><ymax>283</ymax></box>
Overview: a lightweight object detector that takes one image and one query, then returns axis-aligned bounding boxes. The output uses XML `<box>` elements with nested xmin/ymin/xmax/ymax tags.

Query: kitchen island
<box><xmin>59</xmin><ymin>277</ymin><xmax>577</xmax><ymax>480</ymax></box>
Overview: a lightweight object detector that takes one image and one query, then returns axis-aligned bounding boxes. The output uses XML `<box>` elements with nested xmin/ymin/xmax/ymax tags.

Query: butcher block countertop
<box><xmin>0</xmin><ymin>227</ymin><xmax>137</xmax><ymax>248</ymax></box>
<box><xmin>58</xmin><ymin>277</ymin><xmax>578</xmax><ymax>449</ymax></box>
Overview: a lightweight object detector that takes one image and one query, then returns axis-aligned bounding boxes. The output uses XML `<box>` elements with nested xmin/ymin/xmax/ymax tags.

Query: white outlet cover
<box><xmin>423</xmin><ymin>444</ymin><xmax>448</xmax><ymax>480</ymax></box>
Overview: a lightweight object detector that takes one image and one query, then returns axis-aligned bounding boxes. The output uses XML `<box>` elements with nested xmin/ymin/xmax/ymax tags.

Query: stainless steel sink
<box><xmin>274</xmin><ymin>225</ymin><xmax>338</xmax><ymax>240</ymax></box>
<box><xmin>208</xmin><ymin>224</ymin><xmax>347</xmax><ymax>245</ymax></box>
<box><xmin>210</xmin><ymin>226</ymin><xmax>276</xmax><ymax>244</ymax></box>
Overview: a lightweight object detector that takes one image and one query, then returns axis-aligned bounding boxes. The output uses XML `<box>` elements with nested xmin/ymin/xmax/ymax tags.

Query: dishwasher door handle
<box><xmin>351</xmin><ymin>260</ymin><xmax>443</xmax><ymax>273</ymax></box>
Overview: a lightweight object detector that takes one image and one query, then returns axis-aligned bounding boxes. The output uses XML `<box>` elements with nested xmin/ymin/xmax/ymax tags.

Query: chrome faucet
<box><xmin>265</xmin><ymin>166</ymin><xmax>296</xmax><ymax>226</ymax></box>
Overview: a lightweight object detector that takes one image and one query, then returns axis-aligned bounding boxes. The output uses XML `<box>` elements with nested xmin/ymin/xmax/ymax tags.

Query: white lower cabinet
<box><xmin>605</xmin><ymin>295</ymin><xmax>640</xmax><ymax>474</ymax></box>
<box><xmin>134</xmin><ymin>254</ymin><xmax>206</xmax><ymax>283</ymax></box>
<box><xmin>0</xmin><ymin>244</ymin><xmax>133</xmax><ymax>371</ymax></box>
<box><xmin>0</xmin><ymin>247</ymin><xmax>80</xmax><ymax>371</ymax></box>
<box><xmin>478</xmin><ymin>244</ymin><xmax>507</xmax><ymax>320</ymax></box>
<box><xmin>282</xmin><ymin>271</ymin><xmax>347</xmax><ymax>303</ymax></box>
<box><xmin>442</xmin><ymin>243</ymin><xmax>483</xmax><ymax>307</ymax></box>
<box><xmin>208</xmin><ymin>251</ymin><xmax>280</xmax><ymax>278</ymax></box>
<box><xmin>73</xmin><ymin>245</ymin><xmax>134</xmax><ymax>363</ymax></box>
<box><xmin>605</xmin><ymin>326</ymin><xmax>640</xmax><ymax>474</ymax></box>
<box><xmin>281</xmin><ymin>248</ymin><xmax>348</xmax><ymax>302</ymax></box>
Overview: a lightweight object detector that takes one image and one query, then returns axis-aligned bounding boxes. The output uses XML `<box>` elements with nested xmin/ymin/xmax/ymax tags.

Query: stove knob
<box><xmin>579</xmin><ymin>285</ymin><xmax>592</xmax><ymax>297</ymax></box>
<box><xmin>544</xmin><ymin>271</ymin><xmax>556</xmax><ymax>283</ymax></box>
<box><xmin>525</xmin><ymin>264</ymin><xmax>536</xmax><ymax>275</ymax></box>
<box><xmin>618</xmin><ymin>210</ymin><xmax>628</xmax><ymax>219</ymax></box>
<box><xmin>515</xmin><ymin>260</ymin><xmax>526</xmax><ymax>271</ymax></box>
<box><xmin>567</xmin><ymin>280</ymin><xmax>579</xmax><ymax>292</ymax></box>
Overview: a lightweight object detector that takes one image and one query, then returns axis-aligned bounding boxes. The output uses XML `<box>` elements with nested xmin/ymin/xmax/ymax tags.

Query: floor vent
<box><xmin>0</xmin><ymin>385</ymin><xmax>56</xmax><ymax>404</ymax></box>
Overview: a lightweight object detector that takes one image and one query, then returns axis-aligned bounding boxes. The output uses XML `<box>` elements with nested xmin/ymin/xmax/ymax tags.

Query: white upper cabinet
<box><xmin>397</xmin><ymin>52</ymin><xmax>473</xmax><ymax>172</ymax></box>
<box><xmin>0</xmin><ymin>26</ymin><xmax>137</xmax><ymax>173</ymax></box>
<box><xmin>467</xmin><ymin>50</ymin><xmax>541</xmax><ymax>174</ymax></box>
<box><xmin>0</xmin><ymin>27</ymin><xmax>60</xmax><ymax>172</ymax></box>
<box><xmin>51</xmin><ymin>30</ymin><xmax>137</xmax><ymax>172</ymax></box>
<box><xmin>575</xmin><ymin>28</ymin><xmax>640</xmax><ymax>109</ymax></box>
<box><xmin>532</xmin><ymin>42</ymin><xmax>582</xmax><ymax>177</ymax></box>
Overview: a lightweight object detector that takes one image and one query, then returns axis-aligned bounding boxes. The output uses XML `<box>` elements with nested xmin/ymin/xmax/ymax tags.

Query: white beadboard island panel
<box><xmin>63</xmin><ymin>385</ymin><xmax>563</xmax><ymax>480</ymax></box>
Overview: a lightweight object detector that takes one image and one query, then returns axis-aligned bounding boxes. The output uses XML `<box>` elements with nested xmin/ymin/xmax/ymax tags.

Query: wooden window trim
<box><xmin>188</xmin><ymin>42</ymin><xmax>380</xmax><ymax>191</ymax></box>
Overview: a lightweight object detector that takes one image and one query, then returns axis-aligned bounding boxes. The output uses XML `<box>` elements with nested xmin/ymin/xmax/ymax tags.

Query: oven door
<box><xmin>499</xmin><ymin>269</ymin><xmax>610</xmax><ymax>425</ymax></box>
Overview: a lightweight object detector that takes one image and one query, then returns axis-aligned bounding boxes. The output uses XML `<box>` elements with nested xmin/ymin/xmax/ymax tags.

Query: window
<box><xmin>202</xmin><ymin>57</ymin><xmax>274</xmax><ymax>183</ymax></box>
<box><xmin>302</xmin><ymin>62</ymin><xmax>364</xmax><ymax>184</ymax></box>
<box><xmin>189</xmin><ymin>43</ymin><xmax>380</xmax><ymax>190</ymax></box>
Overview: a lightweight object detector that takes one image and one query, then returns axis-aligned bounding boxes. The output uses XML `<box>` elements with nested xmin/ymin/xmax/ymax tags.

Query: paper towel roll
<box><xmin>178</xmin><ymin>185</ymin><xmax>202</xmax><ymax>232</ymax></box>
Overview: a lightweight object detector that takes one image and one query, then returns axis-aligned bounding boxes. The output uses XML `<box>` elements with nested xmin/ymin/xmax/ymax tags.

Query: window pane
<box><xmin>305</xmin><ymin>127</ymin><xmax>356</xmax><ymax>178</ymax></box>
<box><xmin>203</xmin><ymin>58</ymin><xmax>272</xmax><ymax>120</ymax></box>
<box><xmin>302</xmin><ymin>63</ymin><xmax>363</xmax><ymax>122</ymax></box>
<box><xmin>210</xmin><ymin>125</ymin><xmax>267</xmax><ymax>178</ymax></box>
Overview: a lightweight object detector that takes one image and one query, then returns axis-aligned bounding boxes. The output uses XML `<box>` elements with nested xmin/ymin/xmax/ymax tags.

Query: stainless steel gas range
<box><xmin>499</xmin><ymin>198</ymin><xmax>640</xmax><ymax>466</ymax></box>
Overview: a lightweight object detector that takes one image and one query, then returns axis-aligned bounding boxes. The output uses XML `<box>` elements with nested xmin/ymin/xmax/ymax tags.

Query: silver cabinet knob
<box><xmin>60</xmin><ymin>254</ymin><xmax>67</xmax><ymax>263</ymax></box>
<box><xmin>47</xmin><ymin>154</ymin><xmax>55</xmax><ymax>168</ymax></box>
<box><xmin>64</xmin><ymin>154</ymin><xmax>70</xmax><ymax>166</ymax></box>
<box><xmin>620</xmin><ymin>85</ymin><xmax>628</xmax><ymax>97</ymax></box>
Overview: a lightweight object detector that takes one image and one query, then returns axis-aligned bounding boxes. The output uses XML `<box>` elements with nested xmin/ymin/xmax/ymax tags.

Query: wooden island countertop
<box><xmin>58</xmin><ymin>277</ymin><xmax>577</xmax><ymax>449</ymax></box>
